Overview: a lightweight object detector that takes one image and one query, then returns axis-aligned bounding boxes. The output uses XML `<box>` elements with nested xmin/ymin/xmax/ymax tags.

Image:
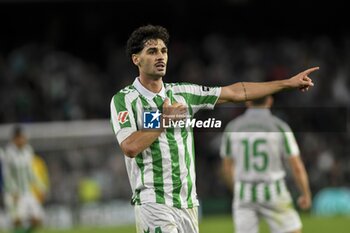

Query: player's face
<box><xmin>136</xmin><ymin>39</ymin><xmax>168</xmax><ymax>79</ymax></box>
<box><xmin>13</xmin><ymin>135</ymin><xmax>27</xmax><ymax>149</ymax></box>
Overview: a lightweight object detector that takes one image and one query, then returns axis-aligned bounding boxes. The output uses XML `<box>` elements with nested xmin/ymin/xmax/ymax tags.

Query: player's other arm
<box><xmin>120</xmin><ymin>98</ymin><xmax>187</xmax><ymax>158</ymax></box>
<box><xmin>217</xmin><ymin>67</ymin><xmax>319</xmax><ymax>104</ymax></box>
<box><xmin>120</xmin><ymin>131</ymin><xmax>162</xmax><ymax>158</ymax></box>
<box><xmin>221</xmin><ymin>157</ymin><xmax>234</xmax><ymax>193</ymax></box>
<box><xmin>288</xmin><ymin>156</ymin><xmax>312</xmax><ymax>210</ymax></box>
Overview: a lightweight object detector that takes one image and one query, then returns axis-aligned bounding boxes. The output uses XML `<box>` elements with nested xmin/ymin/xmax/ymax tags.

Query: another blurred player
<box><xmin>31</xmin><ymin>154</ymin><xmax>50</xmax><ymax>204</ymax></box>
<box><xmin>1</xmin><ymin>126</ymin><xmax>45</xmax><ymax>233</ymax></box>
<box><xmin>220</xmin><ymin>96</ymin><xmax>312</xmax><ymax>233</ymax></box>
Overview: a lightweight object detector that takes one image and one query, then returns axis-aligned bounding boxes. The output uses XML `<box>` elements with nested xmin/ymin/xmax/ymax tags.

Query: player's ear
<box><xmin>132</xmin><ymin>54</ymin><xmax>140</xmax><ymax>66</ymax></box>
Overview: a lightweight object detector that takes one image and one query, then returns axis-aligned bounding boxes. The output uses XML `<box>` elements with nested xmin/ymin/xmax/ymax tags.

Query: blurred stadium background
<box><xmin>0</xmin><ymin>0</ymin><xmax>350</xmax><ymax>232</ymax></box>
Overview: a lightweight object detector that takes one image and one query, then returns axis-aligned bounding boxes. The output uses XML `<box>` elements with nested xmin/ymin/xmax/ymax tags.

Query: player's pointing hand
<box><xmin>287</xmin><ymin>67</ymin><xmax>319</xmax><ymax>92</ymax></box>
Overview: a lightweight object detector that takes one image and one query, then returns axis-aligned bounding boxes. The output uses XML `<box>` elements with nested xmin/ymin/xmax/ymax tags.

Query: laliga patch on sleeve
<box><xmin>117</xmin><ymin>111</ymin><xmax>129</xmax><ymax>124</ymax></box>
<box><xmin>202</xmin><ymin>86</ymin><xmax>210</xmax><ymax>91</ymax></box>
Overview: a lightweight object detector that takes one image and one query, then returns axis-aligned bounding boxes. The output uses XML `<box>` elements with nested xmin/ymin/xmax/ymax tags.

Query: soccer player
<box><xmin>31</xmin><ymin>154</ymin><xmax>50</xmax><ymax>205</ymax></box>
<box><xmin>110</xmin><ymin>25</ymin><xmax>317</xmax><ymax>233</ymax></box>
<box><xmin>220</xmin><ymin>95</ymin><xmax>311</xmax><ymax>233</ymax></box>
<box><xmin>1</xmin><ymin>126</ymin><xmax>45</xmax><ymax>233</ymax></box>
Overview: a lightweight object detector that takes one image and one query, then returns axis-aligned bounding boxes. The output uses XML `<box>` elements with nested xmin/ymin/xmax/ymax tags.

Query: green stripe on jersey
<box><xmin>277</xmin><ymin>125</ymin><xmax>291</xmax><ymax>155</ymax></box>
<box><xmin>166</xmin><ymin>128</ymin><xmax>182</xmax><ymax>208</ymax></box>
<box><xmin>182</xmin><ymin>128</ymin><xmax>193</xmax><ymax>208</ymax></box>
<box><xmin>171</xmin><ymin>86</ymin><xmax>195</xmax><ymax>207</ymax></box>
<box><xmin>132</xmin><ymin>189</ymin><xmax>141</xmax><ymax>205</ymax></box>
<box><xmin>252</xmin><ymin>184</ymin><xmax>257</xmax><ymax>203</ymax></box>
<box><xmin>264</xmin><ymin>184</ymin><xmax>271</xmax><ymax>201</ymax></box>
<box><xmin>151</xmin><ymin>96</ymin><xmax>165</xmax><ymax>204</ymax></box>
<box><xmin>135</xmin><ymin>154</ymin><xmax>145</xmax><ymax>185</ymax></box>
<box><xmin>166</xmin><ymin>90</ymin><xmax>182</xmax><ymax>208</ymax></box>
<box><xmin>149</xmin><ymin>143</ymin><xmax>165</xmax><ymax>205</ymax></box>
<box><xmin>239</xmin><ymin>182</ymin><xmax>245</xmax><ymax>200</ymax></box>
<box><xmin>276</xmin><ymin>180</ymin><xmax>281</xmax><ymax>195</ymax></box>
<box><xmin>225</xmin><ymin>134</ymin><xmax>231</xmax><ymax>156</ymax></box>
<box><xmin>131</xmin><ymin>98</ymin><xmax>140</xmax><ymax>130</ymax></box>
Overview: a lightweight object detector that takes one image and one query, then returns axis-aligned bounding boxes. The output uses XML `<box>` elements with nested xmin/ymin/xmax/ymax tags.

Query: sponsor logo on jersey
<box><xmin>117</xmin><ymin>111</ymin><xmax>129</xmax><ymax>124</ymax></box>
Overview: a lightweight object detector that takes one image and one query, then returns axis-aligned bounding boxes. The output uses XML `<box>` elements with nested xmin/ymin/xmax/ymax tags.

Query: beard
<box><xmin>149</xmin><ymin>69</ymin><xmax>166</xmax><ymax>80</ymax></box>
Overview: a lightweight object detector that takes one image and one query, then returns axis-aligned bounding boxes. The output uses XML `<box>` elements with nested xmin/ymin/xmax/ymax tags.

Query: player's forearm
<box><xmin>292</xmin><ymin>163</ymin><xmax>311</xmax><ymax>197</ymax></box>
<box><xmin>241</xmin><ymin>80</ymin><xmax>292</xmax><ymax>101</ymax></box>
<box><xmin>120</xmin><ymin>130</ymin><xmax>163</xmax><ymax>158</ymax></box>
<box><xmin>221</xmin><ymin>80</ymin><xmax>291</xmax><ymax>103</ymax></box>
<box><xmin>221</xmin><ymin>159</ymin><xmax>234</xmax><ymax>193</ymax></box>
<box><xmin>222</xmin><ymin>169</ymin><xmax>234</xmax><ymax>192</ymax></box>
<box><xmin>218</xmin><ymin>67</ymin><xmax>319</xmax><ymax>104</ymax></box>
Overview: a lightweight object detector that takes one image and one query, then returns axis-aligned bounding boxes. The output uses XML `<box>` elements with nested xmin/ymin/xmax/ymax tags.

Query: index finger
<box><xmin>304</xmin><ymin>67</ymin><xmax>320</xmax><ymax>75</ymax></box>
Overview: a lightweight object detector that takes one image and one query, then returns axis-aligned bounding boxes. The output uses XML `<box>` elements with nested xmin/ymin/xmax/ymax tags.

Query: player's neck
<box><xmin>138</xmin><ymin>75</ymin><xmax>163</xmax><ymax>93</ymax></box>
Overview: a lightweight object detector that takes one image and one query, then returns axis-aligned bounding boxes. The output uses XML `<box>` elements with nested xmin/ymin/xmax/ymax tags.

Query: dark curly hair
<box><xmin>126</xmin><ymin>25</ymin><xmax>169</xmax><ymax>58</ymax></box>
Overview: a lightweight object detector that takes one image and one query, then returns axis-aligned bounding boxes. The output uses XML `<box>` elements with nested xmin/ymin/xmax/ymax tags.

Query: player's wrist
<box><xmin>281</xmin><ymin>79</ymin><xmax>294</xmax><ymax>89</ymax></box>
<box><xmin>302</xmin><ymin>191</ymin><xmax>311</xmax><ymax>198</ymax></box>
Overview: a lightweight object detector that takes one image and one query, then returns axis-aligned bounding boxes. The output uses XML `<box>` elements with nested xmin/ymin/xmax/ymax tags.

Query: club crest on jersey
<box><xmin>202</xmin><ymin>86</ymin><xmax>210</xmax><ymax>91</ymax></box>
<box><xmin>117</xmin><ymin>111</ymin><xmax>129</xmax><ymax>124</ymax></box>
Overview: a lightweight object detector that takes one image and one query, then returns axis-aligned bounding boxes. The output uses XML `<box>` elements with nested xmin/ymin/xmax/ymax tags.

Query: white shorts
<box><xmin>4</xmin><ymin>193</ymin><xmax>44</xmax><ymax>222</ymax></box>
<box><xmin>134</xmin><ymin>203</ymin><xmax>199</xmax><ymax>233</ymax></box>
<box><xmin>233</xmin><ymin>180</ymin><xmax>302</xmax><ymax>233</ymax></box>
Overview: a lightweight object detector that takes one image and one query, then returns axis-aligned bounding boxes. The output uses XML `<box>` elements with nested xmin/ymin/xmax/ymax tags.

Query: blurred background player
<box><xmin>220</xmin><ymin>95</ymin><xmax>312</xmax><ymax>233</ymax></box>
<box><xmin>1</xmin><ymin>126</ymin><xmax>45</xmax><ymax>233</ymax></box>
<box><xmin>31</xmin><ymin>153</ymin><xmax>50</xmax><ymax>205</ymax></box>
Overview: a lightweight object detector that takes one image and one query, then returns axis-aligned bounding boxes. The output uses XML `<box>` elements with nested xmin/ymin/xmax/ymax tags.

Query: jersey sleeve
<box><xmin>277</xmin><ymin>121</ymin><xmax>300</xmax><ymax>157</ymax></box>
<box><xmin>172</xmin><ymin>83</ymin><xmax>221</xmax><ymax>114</ymax></box>
<box><xmin>220</xmin><ymin>132</ymin><xmax>232</xmax><ymax>158</ymax></box>
<box><xmin>220</xmin><ymin>121</ymin><xmax>236</xmax><ymax>159</ymax></box>
<box><xmin>110</xmin><ymin>92</ymin><xmax>138</xmax><ymax>145</ymax></box>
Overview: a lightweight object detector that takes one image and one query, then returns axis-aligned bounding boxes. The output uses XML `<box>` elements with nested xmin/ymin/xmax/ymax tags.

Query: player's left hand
<box><xmin>288</xmin><ymin>67</ymin><xmax>319</xmax><ymax>91</ymax></box>
<box><xmin>297</xmin><ymin>194</ymin><xmax>312</xmax><ymax>210</ymax></box>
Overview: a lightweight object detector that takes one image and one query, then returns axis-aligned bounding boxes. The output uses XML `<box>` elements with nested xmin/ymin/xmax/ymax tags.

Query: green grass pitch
<box><xmin>1</xmin><ymin>214</ymin><xmax>349</xmax><ymax>233</ymax></box>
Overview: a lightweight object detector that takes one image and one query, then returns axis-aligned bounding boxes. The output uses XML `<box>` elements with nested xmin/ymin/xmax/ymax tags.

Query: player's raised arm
<box><xmin>217</xmin><ymin>67</ymin><xmax>319</xmax><ymax>104</ymax></box>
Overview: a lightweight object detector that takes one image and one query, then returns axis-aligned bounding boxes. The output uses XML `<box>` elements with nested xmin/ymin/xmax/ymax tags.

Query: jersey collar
<box><xmin>245</xmin><ymin>108</ymin><xmax>272</xmax><ymax>116</ymax></box>
<box><xmin>133</xmin><ymin>77</ymin><xmax>166</xmax><ymax>100</ymax></box>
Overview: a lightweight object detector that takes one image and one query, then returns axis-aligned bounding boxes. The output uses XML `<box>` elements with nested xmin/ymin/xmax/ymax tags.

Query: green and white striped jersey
<box><xmin>110</xmin><ymin>77</ymin><xmax>221</xmax><ymax>209</ymax></box>
<box><xmin>220</xmin><ymin>108</ymin><xmax>300</xmax><ymax>183</ymax></box>
<box><xmin>1</xmin><ymin>143</ymin><xmax>36</xmax><ymax>195</ymax></box>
